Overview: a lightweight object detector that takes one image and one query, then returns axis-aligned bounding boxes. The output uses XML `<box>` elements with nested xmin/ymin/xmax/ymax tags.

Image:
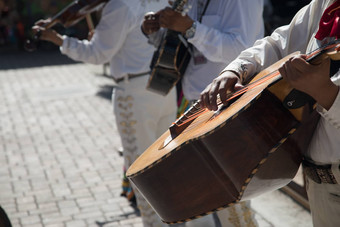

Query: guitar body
<box><xmin>147</xmin><ymin>0</ymin><xmax>191</xmax><ymax>96</ymax></box>
<box><xmin>127</xmin><ymin>52</ymin><xmax>321</xmax><ymax>223</ymax></box>
<box><xmin>128</xmin><ymin>41</ymin><xmax>340</xmax><ymax>224</ymax></box>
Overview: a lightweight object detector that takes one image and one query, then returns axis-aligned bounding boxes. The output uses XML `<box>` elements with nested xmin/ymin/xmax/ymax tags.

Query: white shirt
<box><xmin>224</xmin><ymin>0</ymin><xmax>340</xmax><ymax>164</ymax></box>
<box><xmin>147</xmin><ymin>0</ymin><xmax>264</xmax><ymax>100</ymax></box>
<box><xmin>182</xmin><ymin>0</ymin><xmax>264</xmax><ymax>100</ymax></box>
<box><xmin>60</xmin><ymin>0</ymin><xmax>167</xmax><ymax>80</ymax></box>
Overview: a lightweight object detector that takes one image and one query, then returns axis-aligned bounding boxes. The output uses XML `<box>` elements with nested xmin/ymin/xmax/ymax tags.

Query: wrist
<box><xmin>315</xmin><ymin>84</ymin><xmax>339</xmax><ymax>110</ymax></box>
<box><xmin>54</xmin><ymin>34</ymin><xmax>64</xmax><ymax>47</ymax></box>
<box><xmin>184</xmin><ymin>20</ymin><xmax>196</xmax><ymax>39</ymax></box>
<box><xmin>219</xmin><ymin>70</ymin><xmax>243</xmax><ymax>83</ymax></box>
<box><xmin>141</xmin><ymin>25</ymin><xmax>149</xmax><ymax>37</ymax></box>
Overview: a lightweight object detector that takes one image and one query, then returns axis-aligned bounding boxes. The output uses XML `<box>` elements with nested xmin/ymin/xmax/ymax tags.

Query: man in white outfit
<box><xmin>32</xmin><ymin>0</ymin><xmax>179</xmax><ymax>226</ymax></box>
<box><xmin>200</xmin><ymin>0</ymin><xmax>340</xmax><ymax>226</ymax></box>
<box><xmin>142</xmin><ymin>0</ymin><xmax>264</xmax><ymax>226</ymax></box>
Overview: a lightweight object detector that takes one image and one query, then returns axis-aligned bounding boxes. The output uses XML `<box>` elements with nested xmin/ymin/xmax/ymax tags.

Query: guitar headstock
<box><xmin>307</xmin><ymin>39</ymin><xmax>340</xmax><ymax>64</ymax></box>
<box><xmin>172</xmin><ymin>0</ymin><xmax>189</xmax><ymax>13</ymax></box>
<box><xmin>326</xmin><ymin>40</ymin><xmax>340</xmax><ymax>60</ymax></box>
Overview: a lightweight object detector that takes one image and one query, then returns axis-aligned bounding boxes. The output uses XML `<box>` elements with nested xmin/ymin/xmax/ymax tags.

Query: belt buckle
<box><xmin>331</xmin><ymin>164</ymin><xmax>340</xmax><ymax>183</ymax></box>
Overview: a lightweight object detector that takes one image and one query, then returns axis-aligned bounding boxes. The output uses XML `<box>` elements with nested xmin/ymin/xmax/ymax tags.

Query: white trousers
<box><xmin>186</xmin><ymin>201</ymin><xmax>257</xmax><ymax>227</ymax></box>
<box><xmin>112</xmin><ymin>75</ymin><xmax>258</xmax><ymax>227</ymax></box>
<box><xmin>112</xmin><ymin>75</ymin><xmax>177</xmax><ymax>167</ymax></box>
<box><xmin>113</xmin><ymin>75</ymin><xmax>177</xmax><ymax>227</ymax></box>
<box><xmin>306</xmin><ymin>171</ymin><xmax>340</xmax><ymax>227</ymax></box>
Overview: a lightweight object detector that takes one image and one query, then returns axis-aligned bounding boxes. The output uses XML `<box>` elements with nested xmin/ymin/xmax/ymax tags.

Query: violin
<box><xmin>25</xmin><ymin>0</ymin><xmax>109</xmax><ymax>51</ymax></box>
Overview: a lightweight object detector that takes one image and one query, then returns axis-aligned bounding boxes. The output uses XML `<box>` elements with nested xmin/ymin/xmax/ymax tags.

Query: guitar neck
<box><xmin>169</xmin><ymin>101</ymin><xmax>202</xmax><ymax>138</ymax></box>
<box><xmin>163</xmin><ymin>0</ymin><xmax>187</xmax><ymax>36</ymax></box>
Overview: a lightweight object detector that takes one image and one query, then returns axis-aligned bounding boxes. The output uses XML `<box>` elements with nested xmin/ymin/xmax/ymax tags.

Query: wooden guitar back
<box><xmin>127</xmin><ymin>84</ymin><xmax>317</xmax><ymax>223</ymax></box>
<box><xmin>127</xmin><ymin>45</ymin><xmax>340</xmax><ymax>223</ymax></box>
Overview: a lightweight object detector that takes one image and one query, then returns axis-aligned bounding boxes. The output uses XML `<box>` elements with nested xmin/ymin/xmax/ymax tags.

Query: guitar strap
<box><xmin>189</xmin><ymin>0</ymin><xmax>211</xmax><ymax>65</ymax></box>
<box><xmin>198</xmin><ymin>0</ymin><xmax>211</xmax><ymax>22</ymax></box>
<box><xmin>330</xmin><ymin>59</ymin><xmax>340</xmax><ymax>76</ymax></box>
<box><xmin>282</xmin><ymin>57</ymin><xmax>340</xmax><ymax>111</ymax></box>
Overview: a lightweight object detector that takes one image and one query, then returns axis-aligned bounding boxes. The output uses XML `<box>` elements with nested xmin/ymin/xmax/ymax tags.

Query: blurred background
<box><xmin>0</xmin><ymin>0</ymin><xmax>312</xmax><ymax>53</ymax></box>
<box><xmin>0</xmin><ymin>0</ymin><xmax>97</xmax><ymax>52</ymax></box>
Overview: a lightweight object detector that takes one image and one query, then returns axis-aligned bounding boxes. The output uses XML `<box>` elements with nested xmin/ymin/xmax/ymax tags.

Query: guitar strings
<box><xmin>175</xmin><ymin>41</ymin><xmax>339</xmax><ymax>128</ymax></box>
<box><xmin>176</xmin><ymin>69</ymin><xmax>281</xmax><ymax>127</ymax></box>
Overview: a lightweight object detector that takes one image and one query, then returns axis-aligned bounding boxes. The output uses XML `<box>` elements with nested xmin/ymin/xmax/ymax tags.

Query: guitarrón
<box><xmin>128</xmin><ymin>40</ymin><xmax>340</xmax><ymax>224</ymax></box>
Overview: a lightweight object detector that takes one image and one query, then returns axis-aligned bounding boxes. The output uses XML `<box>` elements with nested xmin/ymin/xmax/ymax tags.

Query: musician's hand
<box><xmin>200</xmin><ymin>71</ymin><xmax>243</xmax><ymax>111</ymax></box>
<box><xmin>32</xmin><ymin>25</ymin><xmax>63</xmax><ymax>47</ymax></box>
<box><xmin>279</xmin><ymin>54</ymin><xmax>339</xmax><ymax>110</ymax></box>
<box><xmin>34</xmin><ymin>18</ymin><xmax>52</xmax><ymax>27</ymax></box>
<box><xmin>142</xmin><ymin>12</ymin><xmax>160</xmax><ymax>35</ymax></box>
<box><xmin>158</xmin><ymin>7</ymin><xmax>194</xmax><ymax>33</ymax></box>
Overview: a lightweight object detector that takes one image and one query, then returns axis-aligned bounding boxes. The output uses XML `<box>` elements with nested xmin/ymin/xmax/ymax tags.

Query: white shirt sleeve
<box><xmin>224</xmin><ymin>0</ymin><xmax>320</xmax><ymax>82</ymax></box>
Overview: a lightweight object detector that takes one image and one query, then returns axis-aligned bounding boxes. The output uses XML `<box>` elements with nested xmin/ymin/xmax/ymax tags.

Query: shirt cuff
<box><xmin>222</xmin><ymin>61</ymin><xmax>251</xmax><ymax>84</ymax></box>
<box><xmin>317</xmin><ymin>87</ymin><xmax>340</xmax><ymax>129</ymax></box>
<box><xmin>60</xmin><ymin>35</ymin><xmax>69</xmax><ymax>54</ymax></box>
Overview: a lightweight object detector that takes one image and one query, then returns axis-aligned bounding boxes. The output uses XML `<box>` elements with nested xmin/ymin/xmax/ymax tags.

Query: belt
<box><xmin>302</xmin><ymin>159</ymin><xmax>340</xmax><ymax>184</ymax></box>
<box><xmin>114</xmin><ymin>71</ymin><xmax>150</xmax><ymax>84</ymax></box>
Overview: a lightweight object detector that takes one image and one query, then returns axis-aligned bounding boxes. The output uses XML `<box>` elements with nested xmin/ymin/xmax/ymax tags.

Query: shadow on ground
<box><xmin>0</xmin><ymin>48</ymin><xmax>79</xmax><ymax>70</ymax></box>
<box><xmin>95</xmin><ymin>203</ymin><xmax>140</xmax><ymax>227</ymax></box>
<box><xmin>96</xmin><ymin>84</ymin><xmax>115</xmax><ymax>102</ymax></box>
<box><xmin>0</xmin><ymin>46</ymin><xmax>117</xmax><ymax>104</ymax></box>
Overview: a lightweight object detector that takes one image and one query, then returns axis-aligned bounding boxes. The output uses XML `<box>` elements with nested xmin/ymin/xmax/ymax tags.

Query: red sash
<box><xmin>315</xmin><ymin>0</ymin><xmax>340</xmax><ymax>40</ymax></box>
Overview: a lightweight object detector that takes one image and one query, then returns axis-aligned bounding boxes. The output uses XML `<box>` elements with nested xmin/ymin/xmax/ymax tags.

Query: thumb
<box><xmin>234</xmin><ymin>83</ymin><xmax>244</xmax><ymax>91</ymax></box>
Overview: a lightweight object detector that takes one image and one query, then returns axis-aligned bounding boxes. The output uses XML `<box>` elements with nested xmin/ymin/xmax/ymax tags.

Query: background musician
<box><xmin>31</xmin><ymin>0</ymin><xmax>179</xmax><ymax>226</ymax></box>
<box><xmin>142</xmin><ymin>0</ymin><xmax>265</xmax><ymax>226</ymax></box>
<box><xmin>200</xmin><ymin>0</ymin><xmax>340</xmax><ymax>226</ymax></box>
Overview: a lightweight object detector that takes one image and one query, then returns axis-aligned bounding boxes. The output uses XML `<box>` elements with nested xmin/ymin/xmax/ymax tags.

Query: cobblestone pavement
<box><xmin>0</xmin><ymin>49</ymin><xmax>312</xmax><ymax>227</ymax></box>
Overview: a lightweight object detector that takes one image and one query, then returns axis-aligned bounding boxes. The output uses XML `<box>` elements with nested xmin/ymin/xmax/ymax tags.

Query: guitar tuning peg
<box><xmin>181</xmin><ymin>4</ymin><xmax>192</xmax><ymax>16</ymax></box>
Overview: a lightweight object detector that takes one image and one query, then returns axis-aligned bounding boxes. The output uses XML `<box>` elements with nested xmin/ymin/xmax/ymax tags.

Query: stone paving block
<box><xmin>57</xmin><ymin>200</ymin><xmax>77</xmax><ymax>209</ymax></box>
<box><xmin>25</xmin><ymin>224</ymin><xmax>44</xmax><ymax>227</ymax></box>
<box><xmin>12</xmin><ymin>180</ymin><xmax>31</xmax><ymax>194</ymax></box>
<box><xmin>8</xmin><ymin>219</ymin><xmax>21</xmax><ymax>227</ymax></box>
<box><xmin>17</xmin><ymin>201</ymin><xmax>37</xmax><ymax>213</ymax></box>
<box><xmin>16</xmin><ymin>195</ymin><xmax>35</xmax><ymax>205</ymax></box>
<box><xmin>30</xmin><ymin>202</ymin><xmax>59</xmax><ymax>215</ymax></box>
<box><xmin>76</xmin><ymin>197</ymin><xmax>97</xmax><ymax>209</ymax></box>
<box><xmin>20</xmin><ymin>214</ymin><xmax>41</xmax><ymax>226</ymax></box>
<box><xmin>73</xmin><ymin>210</ymin><xmax>103</xmax><ymax>220</ymax></box>
<box><xmin>65</xmin><ymin>219</ymin><xmax>87</xmax><ymax>227</ymax></box>
<box><xmin>41</xmin><ymin>211</ymin><xmax>73</xmax><ymax>225</ymax></box>
<box><xmin>1</xmin><ymin>203</ymin><xmax>16</xmax><ymax>214</ymax></box>
<box><xmin>45</xmin><ymin>223</ymin><xmax>65</xmax><ymax>227</ymax></box>
<box><xmin>69</xmin><ymin>188</ymin><xmax>92</xmax><ymax>200</ymax></box>
<box><xmin>6</xmin><ymin>210</ymin><xmax>27</xmax><ymax>219</ymax></box>
<box><xmin>60</xmin><ymin>206</ymin><xmax>81</xmax><ymax>216</ymax></box>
